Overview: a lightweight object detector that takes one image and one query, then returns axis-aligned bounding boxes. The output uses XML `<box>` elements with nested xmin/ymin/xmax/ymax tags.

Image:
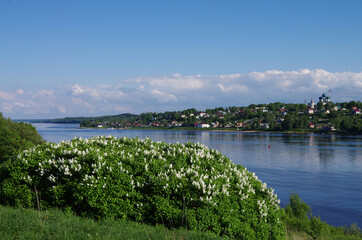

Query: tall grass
<box><xmin>0</xmin><ymin>205</ymin><xmax>225</xmax><ymax>240</ymax></box>
<box><xmin>1</xmin><ymin>199</ymin><xmax>362</xmax><ymax>239</ymax></box>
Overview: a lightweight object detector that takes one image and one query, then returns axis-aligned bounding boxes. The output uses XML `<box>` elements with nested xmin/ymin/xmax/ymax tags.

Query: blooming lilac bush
<box><xmin>0</xmin><ymin>136</ymin><xmax>285</xmax><ymax>239</ymax></box>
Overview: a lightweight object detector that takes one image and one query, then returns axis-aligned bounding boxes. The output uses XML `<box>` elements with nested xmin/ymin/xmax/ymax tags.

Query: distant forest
<box><xmin>17</xmin><ymin>113</ymin><xmax>139</xmax><ymax>124</ymax></box>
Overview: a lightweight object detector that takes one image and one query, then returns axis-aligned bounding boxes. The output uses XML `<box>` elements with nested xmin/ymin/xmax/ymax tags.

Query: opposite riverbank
<box><xmin>81</xmin><ymin>125</ymin><xmax>358</xmax><ymax>136</ymax></box>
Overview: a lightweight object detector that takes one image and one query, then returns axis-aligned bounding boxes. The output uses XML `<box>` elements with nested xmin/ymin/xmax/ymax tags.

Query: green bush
<box><xmin>0</xmin><ymin>112</ymin><xmax>44</xmax><ymax>164</ymax></box>
<box><xmin>345</xmin><ymin>224</ymin><xmax>362</xmax><ymax>237</ymax></box>
<box><xmin>282</xmin><ymin>193</ymin><xmax>332</xmax><ymax>239</ymax></box>
<box><xmin>0</xmin><ymin>135</ymin><xmax>285</xmax><ymax>239</ymax></box>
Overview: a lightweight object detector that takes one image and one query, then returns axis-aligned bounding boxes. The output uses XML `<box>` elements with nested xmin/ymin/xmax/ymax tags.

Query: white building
<box><xmin>196</xmin><ymin>123</ymin><xmax>210</xmax><ymax>128</ymax></box>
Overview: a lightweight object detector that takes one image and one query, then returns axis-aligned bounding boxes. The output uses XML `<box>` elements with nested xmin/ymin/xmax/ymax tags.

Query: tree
<box><xmin>340</xmin><ymin>117</ymin><xmax>353</xmax><ymax>131</ymax></box>
<box><xmin>0</xmin><ymin>113</ymin><xmax>44</xmax><ymax>164</ymax></box>
<box><xmin>298</xmin><ymin>104</ymin><xmax>307</xmax><ymax>112</ymax></box>
<box><xmin>325</xmin><ymin>102</ymin><xmax>335</xmax><ymax>111</ymax></box>
<box><xmin>248</xmin><ymin>104</ymin><xmax>256</xmax><ymax>110</ymax></box>
<box><xmin>317</xmin><ymin>102</ymin><xmax>324</xmax><ymax>112</ymax></box>
<box><xmin>347</xmin><ymin>101</ymin><xmax>357</xmax><ymax>109</ymax></box>
<box><xmin>284</xmin><ymin>193</ymin><xmax>312</xmax><ymax>231</ymax></box>
<box><xmin>281</xmin><ymin>114</ymin><xmax>294</xmax><ymax>130</ymax></box>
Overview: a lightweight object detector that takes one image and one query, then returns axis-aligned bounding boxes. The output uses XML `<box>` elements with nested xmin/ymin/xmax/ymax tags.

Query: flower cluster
<box><xmin>3</xmin><ymin>135</ymin><xmax>284</xmax><ymax>239</ymax></box>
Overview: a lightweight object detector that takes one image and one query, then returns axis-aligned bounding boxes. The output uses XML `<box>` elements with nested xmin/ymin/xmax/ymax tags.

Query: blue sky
<box><xmin>1</xmin><ymin>0</ymin><xmax>362</xmax><ymax>118</ymax></box>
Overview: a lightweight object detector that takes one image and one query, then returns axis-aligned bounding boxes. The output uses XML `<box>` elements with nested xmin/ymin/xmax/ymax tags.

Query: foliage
<box><xmin>0</xmin><ymin>136</ymin><xmax>284</xmax><ymax>239</ymax></box>
<box><xmin>0</xmin><ymin>113</ymin><xmax>44</xmax><ymax>164</ymax></box>
<box><xmin>281</xmin><ymin>193</ymin><xmax>362</xmax><ymax>239</ymax></box>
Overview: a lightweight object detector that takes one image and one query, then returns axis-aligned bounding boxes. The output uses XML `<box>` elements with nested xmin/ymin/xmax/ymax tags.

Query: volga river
<box><xmin>33</xmin><ymin>123</ymin><xmax>362</xmax><ymax>227</ymax></box>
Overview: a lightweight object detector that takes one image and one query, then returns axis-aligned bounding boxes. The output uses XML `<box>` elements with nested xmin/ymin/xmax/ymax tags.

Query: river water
<box><xmin>33</xmin><ymin>123</ymin><xmax>362</xmax><ymax>227</ymax></box>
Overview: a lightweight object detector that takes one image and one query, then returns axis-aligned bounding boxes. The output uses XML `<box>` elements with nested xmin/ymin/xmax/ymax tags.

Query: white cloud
<box><xmin>58</xmin><ymin>106</ymin><xmax>67</xmax><ymax>114</ymax></box>
<box><xmin>70</xmin><ymin>84</ymin><xmax>124</xmax><ymax>101</ymax></box>
<box><xmin>71</xmin><ymin>84</ymin><xmax>86</xmax><ymax>95</ymax></box>
<box><xmin>32</xmin><ymin>89</ymin><xmax>54</xmax><ymax>98</ymax></box>
<box><xmin>0</xmin><ymin>90</ymin><xmax>15</xmax><ymax>101</ymax></box>
<box><xmin>71</xmin><ymin>97</ymin><xmax>95</xmax><ymax>111</ymax></box>
<box><xmin>13</xmin><ymin>102</ymin><xmax>26</xmax><ymax>108</ymax></box>
<box><xmin>217</xmin><ymin>83</ymin><xmax>249</xmax><ymax>93</ymax></box>
<box><xmin>129</xmin><ymin>74</ymin><xmax>206</xmax><ymax>91</ymax></box>
<box><xmin>2</xmin><ymin>103</ymin><xmax>13</xmax><ymax>113</ymax></box>
<box><xmin>1</xmin><ymin>69</ymin><xmax>361</xmax><ymax>118</ymax></box>
<box><xmin>150</xmin><ymin>89</ymin><xmax>178</xmax><ymax>103</ymax></box>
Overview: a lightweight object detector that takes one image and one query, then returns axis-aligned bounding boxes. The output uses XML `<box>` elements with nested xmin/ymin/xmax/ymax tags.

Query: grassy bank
<box><xmin>1</xmin><ymin>205</ymin><xmax>361</xmax><ymax>240</ymax></box>
<box><xmin>0</xmin><ymin>205</ymin><xmax>224</xmax><ymax>240</ymax></box>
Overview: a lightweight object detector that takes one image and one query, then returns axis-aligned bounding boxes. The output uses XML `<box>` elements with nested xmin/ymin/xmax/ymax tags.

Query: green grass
<box><xmin>285</xmin><ymin>227</ymin><xmax>362</xmax><ymax>240</ymax></box>
<box><xmin>0</xmin><ymin>205</ymin><xmax>226</xmax><ymax>240</ymax></box>
<box><xmin>1</xmin><ymin>205</ymin><xmax>361</xmax><ymax>240</ymax></box>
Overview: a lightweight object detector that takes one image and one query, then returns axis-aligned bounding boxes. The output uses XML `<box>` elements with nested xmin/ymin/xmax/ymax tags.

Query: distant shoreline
<box><xmin>79</xmin><ymin>126</ymin><xmax>357</xmax><ymax>135</ymax></box>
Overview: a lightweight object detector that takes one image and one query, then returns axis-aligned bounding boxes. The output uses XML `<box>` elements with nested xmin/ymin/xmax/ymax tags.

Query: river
<box><xmin>33</xmin><ymin>123</ymin><xmax>362</xmax><ymax>227</ymax></box>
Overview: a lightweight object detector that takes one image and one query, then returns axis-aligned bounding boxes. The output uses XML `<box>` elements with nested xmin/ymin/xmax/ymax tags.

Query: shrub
<box><xmin>0</xmin><ymin>112</ymin><xmax>44</xmax><ymax>164</ymax></box>
<box><xmin>283</xmin><ymin>193</ymin><xmax>311</xmax><ymax>231</ymax></box>
<box><xmin>0</xmin><ymin>136</ymin><xmax>284</xmax><ymax>239</ymax></box>
<box><xmin>282</xmin><ymin>193</ymin><xmax>331</xmax><ymax>239</ymax></box>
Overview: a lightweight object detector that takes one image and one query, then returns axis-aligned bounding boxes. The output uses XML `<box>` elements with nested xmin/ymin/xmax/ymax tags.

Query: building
<box><xmin>196</xmin><ymin>123</ymin><xmax>210</xmax><ymax>128</ymax></box>
<box><xmin>352</xmin><ymin>107</ymin><xmax>361</xmax><ymax>115</ymax></box>
<box><xmin>309</xmin><ymin>98</ymin><xmax>316</xmax><ymax>109</ymax></box>
<box><xmin>319</xmin><ymin>93</ymin><xmax>331</xmax><ymax>105</ymax></box>
<box><xmin>198</xmin><ymin>112</ymin><xmax>209</xmax><ymax>117</ymax></box>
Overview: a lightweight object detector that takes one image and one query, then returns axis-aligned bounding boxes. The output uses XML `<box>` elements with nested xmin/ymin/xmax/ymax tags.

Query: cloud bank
<box><xmin>1</xmin><ymin>69</ymin><xmax>361</xmax><ymax>118</ymax></box>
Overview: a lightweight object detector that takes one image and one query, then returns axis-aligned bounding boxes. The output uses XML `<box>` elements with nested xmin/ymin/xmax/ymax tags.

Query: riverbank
<box><xmin>81</xmin><ymin>125</ymin><xmax>354</xmax><ymax>135</ymax></box>
<box><xmin>1</xmin><ymin>205</ymin><xmax>361</xmax><ymax>240</ymax></box>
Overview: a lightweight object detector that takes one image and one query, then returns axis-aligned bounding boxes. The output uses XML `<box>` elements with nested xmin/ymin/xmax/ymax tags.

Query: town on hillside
<box><xmin>80</xmin><ymin>93</ymin><xmax>362</xmax><ymax>134</ymax></box>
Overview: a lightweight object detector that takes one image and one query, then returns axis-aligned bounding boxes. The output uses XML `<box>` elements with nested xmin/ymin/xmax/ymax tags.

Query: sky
<box><xmin>1</xmin><ymin>0</ymin><xmax>362</xmax><ymax>119</ymax></box>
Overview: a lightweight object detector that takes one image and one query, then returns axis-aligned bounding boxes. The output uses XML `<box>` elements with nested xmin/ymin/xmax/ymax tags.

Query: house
<box><xmin>352</xmin><ymin>107</ymin><xmax>361</xmax><ymax>115</ymax></box>
<box><xmin>235</xmin><ymin>122</ymin><xmax>243</xmax><ymax>128</ymax></box>
<box><xmin>196</xmin><ymin>123</ymin><xmax>210</xmax><ymax>128</ymax></box>
<box><xmin>198</xmin><ymin>112</ymin><xmax>209</xmax><ymax>118</ymax></box>
<box><xmin>308</xmin><ymin>123</ymin><xmax>315</xmax><ymax>129</ymax></box>
<box><xmin>280</xmin><ymin>108</ymin><xmax>287</xmax><ymax>116</ymax></box>
<box><xmin>306</xmin><ymin>108</ymin><xmax>315</xmax><ymax>114</ymax></box>
<box><xmin>322</xmin><ymin>125</ymin><xmax>336</xmax><ymax>132</ymax></box>
<box><xmin>97</xmin><ymin>124</ymin><xmax>103</xmax><ymax>128</ymax></box>
<box><xmin>172</xmin><ymin>121</ymin><xmax>182</xmax><ymax>127</ymax></box>
<box><xmin>211</xmin><ymin>122</ymin><xmax>219</xmax><ymax>128</ymax></box>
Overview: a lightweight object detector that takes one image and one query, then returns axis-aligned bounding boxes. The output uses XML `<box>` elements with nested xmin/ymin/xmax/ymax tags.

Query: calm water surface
<box><xmin>34</xmin><ymin>123</ymin><xmax>362</xmax><ymax>227</ymax></box>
